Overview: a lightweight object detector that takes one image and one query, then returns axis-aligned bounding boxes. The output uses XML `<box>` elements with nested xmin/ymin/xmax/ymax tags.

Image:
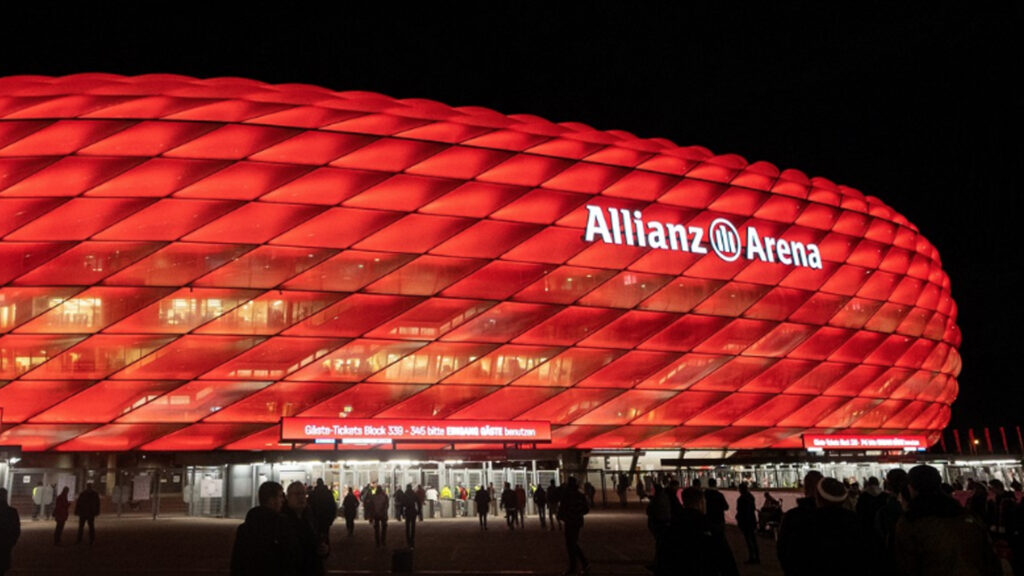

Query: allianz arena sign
<box><xmin>584</xmin><ymin>206</ymin><xmax>823</xmax><ymax>269</ymax></box>
<box><xmin>0</xmin><ymin>74</ymin><xmax>960</xmax><ymax>452</ymax></box>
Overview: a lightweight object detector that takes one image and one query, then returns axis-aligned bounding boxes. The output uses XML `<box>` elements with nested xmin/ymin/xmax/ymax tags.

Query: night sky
<box><xmin>1</xmin><ymin>4</ymin><xmax>1019</xmax><ymax>430</ymax></box>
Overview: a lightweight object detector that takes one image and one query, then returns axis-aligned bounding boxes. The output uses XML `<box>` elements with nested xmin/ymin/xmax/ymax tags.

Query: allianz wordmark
<box><xmin>584</xmin><ymin>205</ymin><xmax>823</xmax><ymax>269</ymax></box>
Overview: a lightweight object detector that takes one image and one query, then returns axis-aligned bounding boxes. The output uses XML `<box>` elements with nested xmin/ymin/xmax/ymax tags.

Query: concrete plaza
<box><xmin>9</xmin><ymin>507</ymin><xmax>782</xmax><ymax>575</ymax></box>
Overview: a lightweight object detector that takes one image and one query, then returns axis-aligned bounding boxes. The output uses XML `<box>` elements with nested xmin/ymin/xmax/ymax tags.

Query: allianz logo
<box><xmin>583</xmin><ymin>205</ymin><xmax>823</xmax><ymax>270</ymax></box>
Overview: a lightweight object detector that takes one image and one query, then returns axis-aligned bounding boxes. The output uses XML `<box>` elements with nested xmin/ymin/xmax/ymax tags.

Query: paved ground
<box><xmin>9</xmin><ymin>508</ymin><xmax>783</xmax><ymax>575</ymax></box>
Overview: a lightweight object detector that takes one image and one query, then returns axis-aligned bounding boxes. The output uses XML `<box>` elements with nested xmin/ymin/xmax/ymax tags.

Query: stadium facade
<box><xmin>0</xmin><ymin>74</ymin><xmax>961</xmax><ymax>513</ymax></box>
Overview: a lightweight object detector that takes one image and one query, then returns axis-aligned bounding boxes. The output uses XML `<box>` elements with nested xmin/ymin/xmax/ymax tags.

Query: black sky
<box><xmin>1</xmin><ymin>3</ymin><xmax>1019</xmax><ymax>429</ymax></box>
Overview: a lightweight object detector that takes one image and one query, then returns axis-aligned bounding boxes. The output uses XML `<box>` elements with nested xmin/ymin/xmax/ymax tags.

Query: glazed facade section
<box><xmin>0</xmin><ymin>74</ymin><xmax>960</xmax><ymax>452</ymax></box>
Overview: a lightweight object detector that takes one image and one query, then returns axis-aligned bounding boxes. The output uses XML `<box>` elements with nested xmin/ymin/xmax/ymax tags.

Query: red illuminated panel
<box><xmin>572</xmin><ymin>390</ymin><xmax>678</xmax><ymax>425</ymax></box>
<box><xmin>367</xmin><ymin>342</ymin><xmax>496</xmax><ymax>384</ymax></box>
<box><xmin>283</xmin><ymin>251</ymin><xmax>415</xmax><ymax>292</ymax></box>
<box><xmin>286</xmin><ymin>339</ymin><xmax>426</xmax><ymax>383</ymax></box>
<box><xmin>201</xmin><ymin>337</ymin><xmax>345</xmax><ymax>380</ymax></box>
<box><xmin>117</xmin><ymin>380</ymin><xmax>273</xmax><ymax>423</ymax></box>
<box><xmin>15</xmin><ymin>287</ymin><xmax>171</xmax><ymax>333</ymax></box>
<box><xmin>205</xmin><ymin>381</ymin><xmax>346</xmax><ymax>423</ymax></box>
<box><xmin>374</xmin><ymin>385</ymin><xmax>497</xmax><ymax>419</ymax></box>
<box><xmin>442</xmin><ymin>345</ymin><xmax>562</xmax><ymax>385</ymax></box>
<box><xmin>104</xmin><ymin>288</ymin><xmax>260</xmax><ymax>333</ymax></box>
<box><xmin>56</xmin><ymin>423</ymin><xmax>186</xmax><ymax>451</ymax></box>
<box><xmin>111</xmin><ymin>336</ymin><xmax>264</xmax><ymax>380</ymax></box>
<box><xmin>192</xmin><ymin>246</ymin><xmax>334</xmax><ymax>289</ymax></box>
<box><xmin>517</xmin><ymin>388</ymin><xmax>625</xmax><ymax>424</ymax></box>
<box><xmin>0</xmin><ymin>424</ymin><xmax>98</xmax><ymax>451</ymax></box>
<box><xmin>140</xmin><ymin>423</ymin><xmax>269</xmax><ymax>451</ymax></box>
<box><xmin>449</xmin><ymin>387</ymin><xmax>561</xmax><ymax>420</ymax></box>
<box><xmin>365</xmin><ymin>298</ymin><xmax>495</xmax><ymax>341</ymax></box>
<box><xmin>364</xmin><ymin>255</ymin><xmax>486</xmax><ymax>296</ymax></box>
<box><xmin>21</xmin><ymin>334</ymin><xmax>172</xmax><ymax>380</ymax></box>
<box><xmin>30</xmin><ymin>380</ymin><xmax>184</xmax><ymax>423</ymax></box>
<box><xmin>5</xmin><ymin>198</ymin><xmax>152</xmax><ymax>241</ymax></box>
<box><xmin>0</xmin><ymin>75</ymin><xmax>960</xmax><ymax>451</ymax></box>
<box><xmin>12</xmin><ymin>242</ymin><xmax>164</xmax><ymax>285</ymax></box>
<box><xmin>0</xmin><ymin>287</ymin><xmax>82</xmax><ymax>332</ymax></box>
<box><xmin>103</xmin><ymin>243</ymin><xmax>255</xmax><ymax>286</ymax></box>
<box><xmin>512</xmin><ymin>348</ymin><xmax>623</xmax><ymax>388</ymax></box>
<box><xmin>194</xmin><ymin>291</ymin><xmax>341</xmax><ymax>336</ymax></box>
<box><xmin>441</xmin><ymin>302</ymin><xmax>559</xmax><ymax>343</ymax></box>
<box><xmin>299</xmin><ymin>383</ymin><xmax>428</xmax><ymax>418</ymax></box>
<box><xmin>0</xmin><ymin>380</ymin><xmax>95</xmax><ymax>421</ymax></box>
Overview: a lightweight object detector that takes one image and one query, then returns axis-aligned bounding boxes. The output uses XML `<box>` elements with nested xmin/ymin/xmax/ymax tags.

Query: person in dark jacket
<box><xmin>874</xmin><ymin>468</ymin><xmax>909</xmax><ymax>576</ymax></box>
<box><xmin>514</xmin><ymin>484</ymin><xmax>527</xmax><ymax>527</ymax></box>
<box><xmin>284</xmin><ymin>481</ymin><xmax>328</xmax><ymax>576</ymax></box>
<box><xmin>341</xmin><ymin>487</ymin><xmax>359</xmax><ymax>537</ymax></box>
<box><xmin>474</xmin><ymin>485</ymin><xmax>491</xmax><ymax>530</ymax></box>
<box><xmin>74</xmin><ymin>483</ymin><xmax>101</xmax><ymax>545</ymax></box>
<box><xmin>308</xmin><ymin>479</ymin><xmax>336</xmax><ymax>542</ymax></box>
<box><xmin>52</xmin><ymin>487</ymin><xmax>70</xmax><ymax>545</ymax></box>
<box><xmin>364</xmin><ymin>481</ymin><xmax>389</xmax><ymax>548</ymax></box>
<box><xmin>703</xmin><ymin>478</ymin><xmax>729</xmax><ymax>534</ymax></box>
<box><xmin>661</xmin><ymin>486</ymin><xmax>734</xmax><ymax>576</ymax></box>
<box><xmin>895</xmin><ymin>465</ymin><xmax>1001</xmax><ymax>576</ymax></box>
<box><xmin>231</xmin><ymin>481</ymin><xmax>297</xmax><ymax>576</ymax></box>
<box><xmin>401</xmin><ymin>484</ymin><xmax>420</xmax><ymax>547</ymax></box>
<box><xmin>501</xmin><ymin>483</ymin><xmax>518</xmax><ymax>530</ymax></box>
<box><xmin>558</xmin><ymin>477</ymin><xmax>590</xmax><ymax>576</ymax></box>
<box><xmin>779</xmin><ymin>476</ymin><xmax>873</xmax><ymax>576</ymax></box>
<box><xmin>0</xmin><ymin>488</ymin><xmax>19</xmax><ymax>576</ymax></box>
<box><xmin>777</xmin><ymin>470</ymin><xmax>822</xmax><ymax>575</ymax></box>
<box><xmin>547</xmin><ymin>479</ymin><xmax>562</xmax><ymax>530</ymax></box>
<box><xmin>394</xmin><ymin>487</ymin><xmax>405</xmax><ymax>521</ymax></box>
<box><xmin>735</xmin><ymin>482</ymin><xmax>759</xmax><ymax>564</ymax></box>
<box><xmin>533</xmin><ymin>485</ymin><xmax>548</xmax><ymax>529</ymax></box>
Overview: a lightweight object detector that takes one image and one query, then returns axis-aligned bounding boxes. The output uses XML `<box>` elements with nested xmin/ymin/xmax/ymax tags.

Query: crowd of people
<box><xmin>230</xmin><ymin>476</ymin><xmax>595</xmax><ymax>576</ymax></box>
<box><xmin>643</xmin><ymin>465</ymin><xmax>1021</xmax><ymax>576</ymax></box>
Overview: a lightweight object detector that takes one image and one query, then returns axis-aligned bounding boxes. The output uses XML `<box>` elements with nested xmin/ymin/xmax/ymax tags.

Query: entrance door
<box><xmin>186</xmin><ymin>467</ymin><xmax>225</xmax><ymax>517</ymax></box>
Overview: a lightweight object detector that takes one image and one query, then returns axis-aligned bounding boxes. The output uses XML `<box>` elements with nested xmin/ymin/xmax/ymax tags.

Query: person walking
<box><xmin>558</xmin><ymin>477</ymin><xmax>590</xmax><ymax>576</ymax></box>
<box><xmin>52</xmin><ymin>487</ymin><xmax>70</xmax><ymax>545</ymax></box>
<box><xmin>501</xmin><ymin>482</ymin><xmax>518</xmax><ymax>530</ymax></box>
<box><xmin>284</xmin><ymin>481</ymin><xmax>329</xmax><ymax>576</ymax></box>
<box><xmin>0</xmin><ymin>489</ymin><xmax>19</xmax><ymax>576</ymax></box>
<box><xmin>736</xmin><ymin>482</ymin><xmax>759</xmax><ymax>564</ymax></box>
<box><xmin>341</xmin><ymin>487</ymin><xmax>359</xmax><ymax>537</ymax></box>
<box><xmin>534</xmin><ymin>484</ymin><xmax>548</xmax><ymax>529</ymax></box>
<box><xmin>231</xmin><ymin>481</ymin><xmax>296</xmax><ymax>576</ymax></box>
<box><xmin>401</xmin><ymin>484</ymin><xmax>420</xmax><ymax>548</ymax></box>
<box><xmin>547</xmin><ymin>479</ymin><xmax>562</xmax><ymax>530</ymax></box>
<box><xmin>703</xmin><ymin>478</ymin><xmax>729</xmax><ymax>534</ymax></box>
<box><xmin>474</xmin><ymin>485</ymin><xmax>491</xmax><ymax>530</ymax></box>
<box><xmin>308</xmin><ymin>478</ymin><xmax>336</xmax><ymax>543</ymax></box>
<box><xmin>414</xmin><ymin>485</ymin><xmax>425</xmax><ymax>522</ymax></box>
<box><xmin>74</xmin><ymin>483</ymin><xmax>100</xmax><ymax>545</ymax></box>
<box><xmin>365</xmin><ymin>481</ymin><xmax>389</xmax><ymax>548</ymax></box>
<box><xmin>488</xmin><ymin>482</ymin><xmax>497</xmax><ymax>517</ymax></box>
<box><xmin>393</xmin><ymin>486</ymin><xmax>405</xmax><ymax>522</ymax></box>
<box><xmin>583</xmin><ymin>481</ymin><xmax>596</xmax><ymax>509</ymax></box>
<box><xmin>515</xmin><ymin>484</ymin><xmax>527</xmax><ymax>527</ymax></box>
<box><xmin>777</xmin><ymin>470</ymin><xmax>822</xmax><ymax>575</ymax></box>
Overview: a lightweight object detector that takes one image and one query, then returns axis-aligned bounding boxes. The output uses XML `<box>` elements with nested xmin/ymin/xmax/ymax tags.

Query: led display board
<box><xmin>0</xmin><ymin>74</ymin><xmax>960</xmax><ymax>452</ymax></box>
<box><xmin>281</xmin><ymin>417</ymin><xmax>551</xmax><ymax>444</ymax></box>
<box><xmin>803</xmin><ymin>434</ymin><xmax>929</xmax><ymax>451</ymax></box>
